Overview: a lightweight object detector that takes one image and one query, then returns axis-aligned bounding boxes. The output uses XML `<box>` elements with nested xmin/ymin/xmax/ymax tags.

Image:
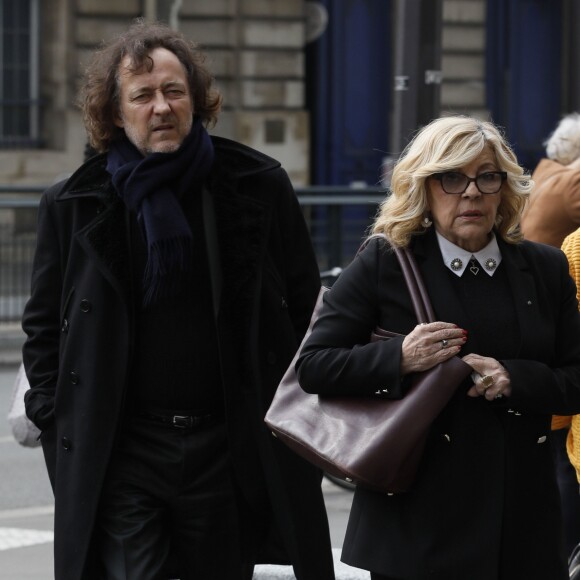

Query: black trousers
<box><xmin>96</xmin><ymin>414</ymin><xmax>254</xmax><ymax>580</ymax></box>
<box><xmin>551</xmin><ymin>427</ymin><xmax>580</xmax><ymax>558</ymax></box>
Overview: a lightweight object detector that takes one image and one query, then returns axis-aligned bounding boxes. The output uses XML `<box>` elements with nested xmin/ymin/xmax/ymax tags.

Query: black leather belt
<box><xmin>135</xmin><ymin>409</ymin><xmax>222</xmax><ymax>430</ymax></box>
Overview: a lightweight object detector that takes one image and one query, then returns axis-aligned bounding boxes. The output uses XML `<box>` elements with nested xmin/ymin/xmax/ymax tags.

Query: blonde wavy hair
<box><xmin>371</xmin><ymin>116</ymin><xmax>532</xmax><ymax>247</ymax></box>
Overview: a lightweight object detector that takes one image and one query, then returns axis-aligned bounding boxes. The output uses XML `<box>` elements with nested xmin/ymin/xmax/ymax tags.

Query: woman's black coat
<box><xmin>22</xmin><ymin>137</ymin><xmax>334</xmax><ymax>580</ymax></box>
<box><xmin>297</xmin><ymin>232</ymin><xmax>580</xmax><ymax>580</ymax></box>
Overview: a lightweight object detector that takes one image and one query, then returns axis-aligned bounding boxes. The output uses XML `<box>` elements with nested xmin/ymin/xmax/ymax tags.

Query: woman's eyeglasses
<box><xmin>431</xmin><ymin>171</ymin><xmax>507</xmax><ymax>194</ymax></box>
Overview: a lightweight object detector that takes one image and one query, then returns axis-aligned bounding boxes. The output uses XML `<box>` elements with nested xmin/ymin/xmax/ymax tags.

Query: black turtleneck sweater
<box><xmin>127</xmin><ymin>187</ymin><xmax>223</xmax><ymax>414</ymax></box>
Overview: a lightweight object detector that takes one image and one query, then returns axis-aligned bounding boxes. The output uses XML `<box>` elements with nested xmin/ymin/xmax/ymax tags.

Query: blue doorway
<box><xmin>306</xmin><ymin>0</ymin><xmax>392</xmax><ymax>186</ymax></box>
<box><xmin>305</xmin><ymin>1</ymin><xmax>392</xmax><ymax>265</ymax></box>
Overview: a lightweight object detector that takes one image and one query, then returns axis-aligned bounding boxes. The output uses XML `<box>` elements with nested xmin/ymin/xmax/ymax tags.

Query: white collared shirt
<box><xmin>436</xmin><ymin>232</ymin><xmax>502</xmax><ymax>277</ymax></box>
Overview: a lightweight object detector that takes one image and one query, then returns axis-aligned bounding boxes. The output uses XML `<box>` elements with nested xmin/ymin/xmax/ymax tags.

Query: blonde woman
<box><xmin>297</xmin><ymin>116</ymin><xmax>580</xmax><ymax>579</ymax></box>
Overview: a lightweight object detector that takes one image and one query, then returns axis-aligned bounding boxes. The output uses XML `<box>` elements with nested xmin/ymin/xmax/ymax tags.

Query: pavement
<box><xmin>0</xmin><ymin>323</ymin><xmax>24</xmax><ymax>367</ymax></box>
<box><xmin>255</xmin><ymin>548</ymin><xmax>369</xmax><ymax>579</ymax></box>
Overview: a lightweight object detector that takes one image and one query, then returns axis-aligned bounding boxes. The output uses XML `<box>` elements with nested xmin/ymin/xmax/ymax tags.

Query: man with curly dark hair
<box><xmin>22</xmin><ymin>19</ymin><xmax>334</xmax><ymax>580</ymax></box>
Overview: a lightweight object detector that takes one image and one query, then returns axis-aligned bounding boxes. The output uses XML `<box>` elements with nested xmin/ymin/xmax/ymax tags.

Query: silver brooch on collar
<box><xmin>450</xmin><ymin>258</ymin><xmax>463</xmax><ymax>271</ymax></box>
<box><xmin>484</xmin><ymin>258</ymin><xmax>497</xmax><ymax>272</ymax></box>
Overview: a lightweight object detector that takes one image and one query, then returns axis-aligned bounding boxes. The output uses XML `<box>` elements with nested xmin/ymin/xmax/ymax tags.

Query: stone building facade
<box><xmin>3</xmin><ymin>0</ymin><xmax>563</xmax><ymax>188</ymax></box>
<box><xmin>0</xmin><ymin>0</ymin><xmax>310</xmax><ymax>186</ymax></box>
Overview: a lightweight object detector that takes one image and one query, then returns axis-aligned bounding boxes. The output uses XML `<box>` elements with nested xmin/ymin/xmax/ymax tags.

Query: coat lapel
<box><xmin>57</xmin><ymin>188</ymin><xmax>132</xmax><ymax>304</ymax></box>
<box><xmin>76</xmin><ymin>198</ymin><xmax>132</xmax><ymax>304</ymax></box>
<box><xmin>211</xmin><ymin>188</ymin><xmax>271</xmax><ymax>312</ymax></box>
<box><xmin>498</xmin><ymin>240</ymin><xmax>543</xmax><ymax>360</ymax></box>
<box><xmin>204</xmin><ymin>136</ymin><xmax>278</xmax><ymax>315</ymax></box>
<box><xmin>55</xmin><ymin>155</ymin><xmax>133</xmax><ymax>303</ymax></box>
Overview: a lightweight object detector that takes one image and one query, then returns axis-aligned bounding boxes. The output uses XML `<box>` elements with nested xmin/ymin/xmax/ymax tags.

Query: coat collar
<box><xmin>55</xmin><ymin>154</ymin><xmax>113</xmax><ymax>202</ymax></box>
<box><xmin>54</xmin><ymin>135</ymin><xmax>280</xmax><ymax>203</ymax></box>
<box><xmin>411</xmin><ymin>229</ymin><xmax>540</xmax><ymax>357</ymax></box>
<box><xmin>57</xmin><ymin>137</ymin><xmax>277</xmax><ymax>310</ymax></box>
<box><xmin>436</xmin><ymin>232</ymin><xmax>502</xmax><ymax>277</ymax></box>
<box><xmin>209</xmin><ymin>135</ymin><xmax>280</xmax><ymax>179</ymax></box>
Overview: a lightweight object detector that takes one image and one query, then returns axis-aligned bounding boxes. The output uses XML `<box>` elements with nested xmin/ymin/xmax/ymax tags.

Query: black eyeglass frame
<box><xmin>431</xmin><ymin>171</ymin><xmax>508</xmax><ymax>195</ymax></box>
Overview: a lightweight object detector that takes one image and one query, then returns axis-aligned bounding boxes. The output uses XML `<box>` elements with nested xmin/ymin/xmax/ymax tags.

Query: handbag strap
<box><xmin>359</xmin><ymin>234</ymin><xmax>435</xmax><ymax>325</ymax></box>
<box><xmin>392</xmin><ymin>246</ymin><xmax>435</xmax><ymax>323</ymax></box>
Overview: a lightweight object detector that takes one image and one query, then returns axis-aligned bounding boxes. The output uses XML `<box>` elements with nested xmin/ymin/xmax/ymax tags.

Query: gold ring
<box><xmin>480</xmin><ymin>375</ymin><xmax>495</xmax><ymax>389</ymax></box>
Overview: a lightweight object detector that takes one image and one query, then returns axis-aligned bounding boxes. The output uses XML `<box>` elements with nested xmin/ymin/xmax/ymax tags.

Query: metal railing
<box><xmin>0</xmin><ymin>185</ymin><xmax>387</xmax><ymax>325</ymax></box>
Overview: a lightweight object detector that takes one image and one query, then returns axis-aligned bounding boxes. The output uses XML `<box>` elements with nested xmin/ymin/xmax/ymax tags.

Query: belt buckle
<box><xmin>172</xmin><ymin>415</ymin><xmax>193</xmax><ymax>429</ymax></box>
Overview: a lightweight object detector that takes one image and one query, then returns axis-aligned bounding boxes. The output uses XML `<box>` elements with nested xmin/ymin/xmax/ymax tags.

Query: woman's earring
<box><xmin>422</xmin><ymin>214</ymin><xmax>433</xmax><ymax>228</ymax></box>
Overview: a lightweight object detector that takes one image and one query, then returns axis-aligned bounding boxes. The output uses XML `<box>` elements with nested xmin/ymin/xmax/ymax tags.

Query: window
<box><xmin>0</xmin><ymin>0</ymin><xmax>39</xmax><ymax>148</ymax></box>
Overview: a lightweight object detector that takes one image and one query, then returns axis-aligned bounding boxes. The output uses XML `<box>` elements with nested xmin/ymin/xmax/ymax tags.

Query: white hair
<box><xmin>545</xmin><ymin>113</ymin><xmax>580</xmax><ymax>165</ymax></box>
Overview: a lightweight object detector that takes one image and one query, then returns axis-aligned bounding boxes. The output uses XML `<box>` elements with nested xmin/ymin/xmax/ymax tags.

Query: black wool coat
<box><xmin>296</xmin><ymin>231</ymin><xmax>580</xmax><ymax>580</ymax></box>
<box><xmin>22</xmin><ymin>137</ymin><xmax>335</xmax><ymax>580</ymax></box>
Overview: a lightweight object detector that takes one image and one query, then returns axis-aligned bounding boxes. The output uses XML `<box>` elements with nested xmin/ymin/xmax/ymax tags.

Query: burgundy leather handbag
<box><xmin>264</xmin><ymin>245</ymin><xmax>472</xmax><ymax>494</ymax></box>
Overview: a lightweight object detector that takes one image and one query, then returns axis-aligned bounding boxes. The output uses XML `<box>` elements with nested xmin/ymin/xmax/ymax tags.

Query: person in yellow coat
<box><xmin>564</xmin><ymin>230</ymin><xmax>580</xmax><ymax>485</ymax></box>
<box><xmin>563</xmin><ymin>229</ymin><xmax>580</xmax><ymax>575</ymax></box>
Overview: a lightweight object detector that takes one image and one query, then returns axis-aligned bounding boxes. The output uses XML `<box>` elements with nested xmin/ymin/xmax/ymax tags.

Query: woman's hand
<box><xmin>400</xmin><ymin>322</ymin><xmax>467</xmax><ymax>374</ymax></box>
<box><xmin>462</xmin><ymin>353</ymin><xmax>511</xmax><ymax>400</ymax></box>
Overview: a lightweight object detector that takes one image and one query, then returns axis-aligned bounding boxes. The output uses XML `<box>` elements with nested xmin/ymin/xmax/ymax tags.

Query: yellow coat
<box><xmin>563</xmin><ymin>229</ymin><xmax>580</xmax><ymax>482</ymax></box>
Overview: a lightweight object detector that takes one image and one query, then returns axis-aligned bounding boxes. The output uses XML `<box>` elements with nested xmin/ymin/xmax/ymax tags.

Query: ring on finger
<box><xmin>480</xmin><ymin>375</ymin><xmax>495</xmax><ymax>390</ymax></box>
<box><xmin>441</xmin><ymin>339</ymin><xmax>449</xmax><ymax>349</ymax></box>
<box><xmin>494</xmin><ymin>392</ymin><xmax>503</xmax><ymax>399</ymax></box>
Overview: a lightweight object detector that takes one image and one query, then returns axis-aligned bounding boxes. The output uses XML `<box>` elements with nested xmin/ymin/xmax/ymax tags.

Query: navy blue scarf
<box><xmin>106</xmin><ymin>117</ymin><xmax>214</xmax><ymax>305</ymax></box>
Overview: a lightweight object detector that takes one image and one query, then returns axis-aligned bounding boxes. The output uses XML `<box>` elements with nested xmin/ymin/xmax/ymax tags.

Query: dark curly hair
<box><xmin>79</xmin><ymin>19</ymin><xmax>222</xmax><ymax>152</ymax></box>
